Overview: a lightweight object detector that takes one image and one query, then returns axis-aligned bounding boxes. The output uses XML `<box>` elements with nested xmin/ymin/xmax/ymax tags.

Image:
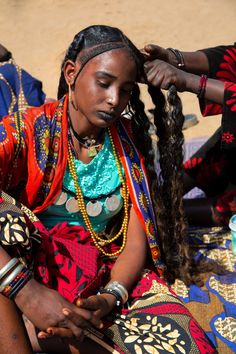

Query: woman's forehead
<box><xmin>78</xmin><ymin>48</ymin><xmax>137</xmax><ymax>75</ymax></box>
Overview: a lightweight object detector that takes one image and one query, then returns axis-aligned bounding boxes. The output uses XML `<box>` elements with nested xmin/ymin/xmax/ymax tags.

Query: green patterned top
<box><xmin>39</xmin><ymin>132</ymin><xmax>124</xmax><ymax>232</ymax></box>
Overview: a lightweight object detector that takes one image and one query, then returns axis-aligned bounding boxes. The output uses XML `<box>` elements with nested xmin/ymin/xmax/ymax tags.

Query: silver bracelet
<box><xmin>0</xmin><ymin>263</ymin><xmax>24</xmax><ymax>292</ymax></box>
<box><xmin>0</xmin><ymin>258</ymin><xmax>20</xmax><ymax>281</ymax></box>
<box><xmin>105</xmin><ymin>281</ymin><xmax>128</xmax><ymax>304</ymax></box>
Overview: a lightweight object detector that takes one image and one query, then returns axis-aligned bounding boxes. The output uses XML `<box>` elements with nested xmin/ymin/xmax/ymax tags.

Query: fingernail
<box><xmin>99</xmin><ymin>323</ymin><xmax>103</xmax><ymax>329</ymax></box>
<box><xmin>62</xmin><ymin>309</ymin><xmax>70</xmax><ymax>316</ymax></box>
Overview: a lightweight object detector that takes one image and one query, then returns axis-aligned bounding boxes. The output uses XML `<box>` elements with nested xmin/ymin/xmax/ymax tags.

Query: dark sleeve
<box><xmin>183</xmin><ymin>128</ymin><xmax>232</xmax><ymax>196</ymax></box>
<box><xmin>21</xmin><ymin>69</ymin><xmax>46</xmax><ymax>107</ymax></box>
<box><xmin>199</xmin><ymin>44</ymin><xmax>236</xmax><ymax>149</ymax></box>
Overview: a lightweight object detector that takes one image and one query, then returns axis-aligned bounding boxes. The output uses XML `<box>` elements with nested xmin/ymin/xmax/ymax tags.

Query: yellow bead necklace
<box><xmin>67</xmin><ymin>128</ymin><xmax>129</xmax><ymax>257</ymax></box>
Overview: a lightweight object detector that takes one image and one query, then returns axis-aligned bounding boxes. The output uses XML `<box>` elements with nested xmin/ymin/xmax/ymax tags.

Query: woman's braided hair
<box><xmin>58</xmin><ymin>25</ymin><xmax>205</xmax><ymax>285</ymax></box>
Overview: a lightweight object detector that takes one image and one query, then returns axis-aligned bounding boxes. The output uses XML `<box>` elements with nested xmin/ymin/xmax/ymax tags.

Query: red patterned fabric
<box><xmin>184</xmin><ymin>127</ymin><xmax>236</xmax><ymax>224</ymax></box>
<box><xmin>33</xmin><ymin>221</ymin><xmax>111</xmax><ymax>302</ymax></box>
<box><xmin>32</xmin><ymin>221</ymin><xmax>215</xmax><ymax>353</ymax></box>
<box><xmin>199</xmin><ymin>44</ymin><xmax>236</xmax><ymax>149</ymax></box>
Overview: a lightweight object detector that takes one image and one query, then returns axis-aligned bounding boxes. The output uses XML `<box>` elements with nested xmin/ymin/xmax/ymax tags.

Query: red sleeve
<box><xmin>198</xmin><ymin>44</ymin><xmax>236</xmax><ymax>149</ymax></box>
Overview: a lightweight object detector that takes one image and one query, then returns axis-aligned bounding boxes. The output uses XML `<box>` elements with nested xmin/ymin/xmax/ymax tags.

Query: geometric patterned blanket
<box><xmin>172</xmin><ymin>227</ymin><xmax>236</xmax><ymax>354</ymax></box>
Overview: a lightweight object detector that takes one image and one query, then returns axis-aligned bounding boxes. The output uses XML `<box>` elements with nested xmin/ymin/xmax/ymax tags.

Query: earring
<box><xmin>68</xmin><ymin>83</ymin><xmax>72</xmax><ymax>103</ymax></box>
<box><xmin>68</xmin><ymin>82</ymin><xmax>78</xmax><ymax>111</ymax></box>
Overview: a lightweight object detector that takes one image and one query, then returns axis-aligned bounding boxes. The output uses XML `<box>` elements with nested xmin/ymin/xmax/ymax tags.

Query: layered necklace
<box><xmin>67</xmin><ymin>128</ymin><xmax>129</xmax><ymax>257</ymax></box>
<box><xmin>68</xmin><ymin>110</ymin><xmax>103</xmax><ymax>157</ymax></box>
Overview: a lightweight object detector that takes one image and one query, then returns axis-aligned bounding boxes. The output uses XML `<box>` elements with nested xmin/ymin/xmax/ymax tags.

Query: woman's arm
<box><xmin>142</xmin><ymin>44</ymin><xmax>210</xmax><ymax>74</ymax></box>
<box><xmin>0</xmin><ymin>293</ymin><xmax>33</xmax><ymax>354</ymax></box>
<box><xmin>144</xmin><ymin>59</ymin><xmax>225</xmax><ymax>104</ymax></box>
<box><xmin>72</xmin><ymin>206</ymin><xmax>147</xmax><ymax>319</ymax></box>
<box><xmin>0</xmin><ymin>247</ymin><xmax>33</xmax><ymax>353</ymax></box>
<box><xmin>109</xmin><ymin>205</ymin><xmax>147</xmax><ymax>289</ymax></box>
<box><xmin>0</xmin><ymin>246</ymin><xmax>102</xmax><ymax>336</ymax></box>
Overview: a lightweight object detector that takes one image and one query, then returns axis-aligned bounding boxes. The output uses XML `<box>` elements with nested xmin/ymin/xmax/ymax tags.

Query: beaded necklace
<box><xmin>67</xmin><ymin>128</ymin><xmax>129</xmax><ymax>257</ymax></box>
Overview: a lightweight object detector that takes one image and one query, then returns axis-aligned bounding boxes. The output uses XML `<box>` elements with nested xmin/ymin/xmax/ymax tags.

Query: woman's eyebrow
<box><xmin>96</xmin><ymin>71</ymin><xmax>135</xmax><ymax>85</ymax></box>
<box><xmin>96</xmin><ymin>71</ymin><xmax>116</xmax><ymax>79</ymax></box>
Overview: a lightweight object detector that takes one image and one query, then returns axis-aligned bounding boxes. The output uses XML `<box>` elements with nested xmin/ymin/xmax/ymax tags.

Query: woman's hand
<box><xmin>144</xmin><ymin>59</ymin><xmax>194</xmax><ymax>92</ymax></box>
<box><xmin>77</xmin><ymin>293</ymin><xmax>116</xmax><ymax>319</ymax></box>
<box><xmin>15</xmin><ymin>279</ymin><xmax>103</xmax><ymax>338</ymax></box>
<box><xmin>38</xmin><ymin>294</ymin><xmax>115</xmax><ymax>339</ymax></box>
<box><xmin>141</xmin><ymin>44</ymin><xmax>170</xmax><ymax>62</ymax></box>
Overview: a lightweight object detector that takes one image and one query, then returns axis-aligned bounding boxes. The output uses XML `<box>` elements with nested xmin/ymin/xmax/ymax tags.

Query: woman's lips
<box><xmin>97</xmin><ymin>111</ymin><xmax>116</xmax><ymax>122</ymax></box>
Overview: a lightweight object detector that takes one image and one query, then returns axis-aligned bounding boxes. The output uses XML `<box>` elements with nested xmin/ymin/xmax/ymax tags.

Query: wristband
<box><xmin>104</xmin><ymin>281</ymin><xmax>128</xmax><ymax>304</ymax></box>
<box><xmin>98</xmin><ymin>288</ymin><xmax>123</xmax><ymax>307</ymax></box>
<box><xmin>197</xmin><ymin>74</ymin><xmax>208</xmax><ymax>99</ymax></box>
<box><xmin>167</xmin><ymin>48</ymin><xmax>185</xmax><ymax>68</ymax></box>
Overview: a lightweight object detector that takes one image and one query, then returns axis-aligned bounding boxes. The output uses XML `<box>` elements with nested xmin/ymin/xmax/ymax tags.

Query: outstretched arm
<box><xmin>142</xmin><ymin>44</ymin><xmax>209</xmax><ymax>74</ymax></box>
<box><xmin>144</xmin><ymin>58</ymin><xmax>224</xmax><ymax>104</ymax></box>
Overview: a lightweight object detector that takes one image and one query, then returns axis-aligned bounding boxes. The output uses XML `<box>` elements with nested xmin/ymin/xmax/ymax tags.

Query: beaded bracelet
<box><xmin>8</xmin><ymin>269</ymin><xmax>33</xmax><ymax>299</ymax></box>
<box><xmin>1</xmin><ymin>266</ymin><xmax>32</xmax><ymax>299</ymax></box>
<box><xmin>197</xmin><ymin>74</ymin><xmax>208</xmax><ymax>99</ymax></box>
<box><xmin>167</xmin><ymin>48</ymin><xmax>185</xmax><ymax>68</ymax></box>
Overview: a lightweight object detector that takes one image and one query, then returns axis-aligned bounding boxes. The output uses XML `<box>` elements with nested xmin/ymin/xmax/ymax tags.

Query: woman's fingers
<box><xmin>37</xmin><ymin>330</ymin><xmax>51</xmax><ymax>339</ymax></box>
<box><xmin>63</xmin><ymin>307</ymin><xmax>102</xmax><ymax>329</ymax></box>
<box><xmin>47</xmin><ymin>327</ymin><xmax>74</xmax><ymax>338</ymax></box>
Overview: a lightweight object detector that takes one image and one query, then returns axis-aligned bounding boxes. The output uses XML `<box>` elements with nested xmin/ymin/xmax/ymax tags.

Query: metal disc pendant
<box><xmin>86</xmin><ymin>200</ymin><xmax>102</xmax><ymax>217</ymax></box>
<box><xmin>105</xmin><ymin>195</ymin><xmax>121</xmax><ymax>212</ymax></box>
<box><xmin>53</xmin><ymin>191</ymin><xmax>67</xmax><ymax>206</ymax></box>
<box><xmin>65</xmin><ymin>197</ymin><xmax>80</xmax><ymax>213</ymax></box>
<box><xmin>88</xmin><ymin>146</ymin><xmax>97</xmax><ymax>158</ymax></box>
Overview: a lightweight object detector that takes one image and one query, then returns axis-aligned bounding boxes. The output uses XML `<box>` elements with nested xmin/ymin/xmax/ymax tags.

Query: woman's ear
<box><xmin>63</xmin><ymin>60</ymin><xmax>77</xmax><ymax>86</ymax></box>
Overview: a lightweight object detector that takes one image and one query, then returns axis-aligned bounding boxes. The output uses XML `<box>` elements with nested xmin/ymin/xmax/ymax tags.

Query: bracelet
<box><xmin>0</xmin><ymin>263</ymin><xmax>24</xmax><ymax>292</ymax></box>
<box><xmin>197</xmin><ymin>74</ymin><xmax>208</xmax><ymax>99</ymax></box>
<box><xmin>98</xmin><ymin>288</ymin><xmax>123</xmax><ymax>307</ymax></box>
<box><xmin>0</xmin><ymin>258</ymin><xmax>20</xmax><ymax>281</ymax></box>
<box><xmin>105</xmin><ymin>281</ymin><xmax>128</xmax><ymax>304</ymax></box>
<box><xmin>1</xmin><ymin>267</ymin><xmax>32</xmax><ymax>299</ymax></box>
<box><xmin>8</xmin><ymin>269</ymin><xmax>33</xmax><ymax>299</ymax></box>
<box><xmin>167</xmin><ymin>48</ymin><xmax>185</xmax><ymax>68</ymax></box>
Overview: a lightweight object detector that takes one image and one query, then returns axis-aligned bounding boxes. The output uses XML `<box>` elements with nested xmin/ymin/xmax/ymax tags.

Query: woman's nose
<box><xmin>107</xmin><ymin>90</ymin><xmax>119</xmax><ymax>107</ymax></box>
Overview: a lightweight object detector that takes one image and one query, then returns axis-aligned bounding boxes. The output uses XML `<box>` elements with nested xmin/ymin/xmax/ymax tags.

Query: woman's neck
<box><xmin>68</xmin><ymin>103</ymin><xmax>102</xmax><ymax>140</ymax></box>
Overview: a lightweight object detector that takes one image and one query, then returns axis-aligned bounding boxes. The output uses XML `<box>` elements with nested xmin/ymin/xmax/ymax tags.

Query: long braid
<box><xmin>57</xmin><ymin>33</ymin><xmax>84</xmax><ymax>99</ymax></box>
<box><xmin>147</xmin><ymin>85</ymin><xmax>194</xmax><ymax>284</ymax></box>
<box><xmin>129</xmin><ymin>85</ymin><xmax>167</xmax><ymax>264</ymax></box>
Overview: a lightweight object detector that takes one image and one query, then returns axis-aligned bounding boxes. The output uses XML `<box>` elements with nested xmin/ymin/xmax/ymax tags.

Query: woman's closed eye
<box><xmin>97</xmin><ymin>80</ymin><xmax>110</xmax><ymax>88</ymax></box>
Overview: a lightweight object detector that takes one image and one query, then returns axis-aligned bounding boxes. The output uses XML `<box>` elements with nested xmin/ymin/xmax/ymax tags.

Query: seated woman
<box><xmin>0</xmin><ymin>25</ymin><xmax>216</xmax><ymax>353</ymax></box>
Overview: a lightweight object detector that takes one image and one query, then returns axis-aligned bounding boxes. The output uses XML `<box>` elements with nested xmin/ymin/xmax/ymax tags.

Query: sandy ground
<box><xmin>0</xmin><ymin>0</ymin><xmax>235</xmax><ymax>140</ymax></box>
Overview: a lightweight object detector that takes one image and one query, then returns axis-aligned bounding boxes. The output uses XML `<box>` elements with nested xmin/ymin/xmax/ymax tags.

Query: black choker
<box><xmin>67</xmin><ymin>110</ymin><xmax>103</xmax><ymax>157</ymax></box>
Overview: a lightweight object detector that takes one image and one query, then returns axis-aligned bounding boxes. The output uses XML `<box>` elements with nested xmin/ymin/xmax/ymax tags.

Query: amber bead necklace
<box><xmin>67</xmin><ymin>128</ymin><xmax>129</xmax><ymax>257</ymax></box>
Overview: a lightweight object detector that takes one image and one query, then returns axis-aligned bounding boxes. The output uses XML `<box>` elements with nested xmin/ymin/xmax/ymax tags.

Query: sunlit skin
<box><xmin>64</xmin><ymin>49</ymin><xmax>137</xmax><ymax>142</ymax></box>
